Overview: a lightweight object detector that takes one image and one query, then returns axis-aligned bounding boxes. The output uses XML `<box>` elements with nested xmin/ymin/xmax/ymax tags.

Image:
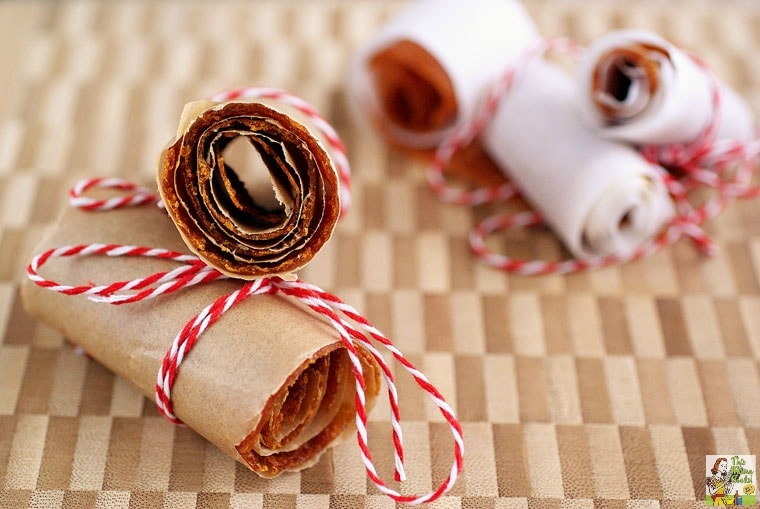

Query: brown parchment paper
<box><xmin>159</xmin><ymin>97</ymin><xmax>341</xmax><ymax>281</ymax></box>
<box><xmin>20</xmin><ymin>203</ymin><xmax>380</xmax><ymax>478</ymax></box>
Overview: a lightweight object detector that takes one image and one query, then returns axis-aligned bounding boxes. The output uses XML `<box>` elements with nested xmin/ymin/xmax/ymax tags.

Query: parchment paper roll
<box><xmin>21</xmin><ymin>204</ymin><xmax>380</xmax><ymax>477</ymax></box>
<box><xmin>576</xmin><ymin>29</ymin><xmax>755</xmax><ymax>146</ymax></box>
<box><xmin>481</xmin><ymin>60</ymin><xmax>675</xmax><ymax>259</ymax></box>
<box><xmin>158</xmin><ymin>97</ymin><xmax>341</xmax><ymax>280</ymax></box>
<box><xmin>347</xmin><ymin>0</ymin><xmax>540</xmax><ymax>150</ymax></box>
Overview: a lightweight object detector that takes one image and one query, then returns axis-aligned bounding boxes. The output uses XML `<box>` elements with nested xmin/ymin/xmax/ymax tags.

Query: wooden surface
<box><xmin>1</xmin><ymin>1</ymin><xmax>759</xmax><ymax>507</ymax></box>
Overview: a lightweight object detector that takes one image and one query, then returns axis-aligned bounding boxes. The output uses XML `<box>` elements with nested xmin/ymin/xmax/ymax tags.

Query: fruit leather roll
<box><xmin>481</xmin><ymin>59</ymin><xmax>675</xmax><ymax>259</ymax></box>
<box><xmin>159</xmin><ymin>96</ymin><xmax>341</xmax><ymax>280</ymax></box>
<box><xmin>347</xmin><ymin>0</ymin><xmax>540</xmax><ymax>150</ymax></box>
<box><xmin>21</xmin><ymin>203</ymin><xmax>380</xmax><ymax>477</ymax></box>
<box><xmin>576</xmin><ymin>29</ymin><xmax>755</xmax><ymax>146</ymax></box>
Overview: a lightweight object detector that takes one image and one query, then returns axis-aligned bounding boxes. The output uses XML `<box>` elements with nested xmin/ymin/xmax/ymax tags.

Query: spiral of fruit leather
<box><xmin>347</xmin><ymin>0</ymin><xmax>540</xmax><ymax>186</ymax></box>
<box><xmin>576</xmin><ymin>29</ymin><xmax>755</xmax><ymax>146</ymax></box>
<box><xmin>159</xmin><ymin>98</ymin><xmax>341</xmax><ymax>280</ymax></box>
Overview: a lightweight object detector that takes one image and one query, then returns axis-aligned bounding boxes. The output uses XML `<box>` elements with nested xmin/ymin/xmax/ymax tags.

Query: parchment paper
<box><xmin>482</xmin><ymin>60</ymin><xmax>675</xmax><ymax>259</ymax></box>
<box><xmin>576</xmin><ymin>29</ymin><xmax>756</xmax><ymax>145</ymax></box>
<box><xmin>21</xmin><ymin>203</ymin><xmax>380</xmax><ymax>478</ymax></box>
<box><xmin>347</xmin><ymin>0</ymin><xmax>540</xmax><ymax>150</ymax></box>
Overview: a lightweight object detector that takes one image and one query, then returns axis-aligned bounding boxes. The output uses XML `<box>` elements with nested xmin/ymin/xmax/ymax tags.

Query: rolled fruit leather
<box><xmin>158</xmin><ymin>96</ymin><xmax>342</xmax><ymax>280</ymax></box>
<box><xmin>21</xmin><ymin>203</ymin><xmax>381</xmax><ymax>477</ymax></box>
<box><xmin>481</xmin><ymin>59</ymin><xmax>675</xmax><ymax>259</ymax></box>
<box><xmin>576</xmin><ymin>29</ymin><xmax>756</xmax><ymax>146</ymax></box>
<box><xmin>347</xmin><ymin>0</ymin><xmax>541</xmax><ymax>186</ymax></box>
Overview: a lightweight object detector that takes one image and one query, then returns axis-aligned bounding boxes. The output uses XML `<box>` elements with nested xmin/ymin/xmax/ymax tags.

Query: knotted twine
<box><xmin>27</xmin><ymin>89</ymin><xmax>463</xmax><ymax>505</ymax></box>
<box><xmin>427</xmin><ymin>38</ymin><xmax>760</xmax><ymax>275</ymax></box>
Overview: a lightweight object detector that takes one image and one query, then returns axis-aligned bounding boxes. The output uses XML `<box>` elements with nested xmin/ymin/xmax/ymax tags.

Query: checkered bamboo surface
<box><xmin>1</xmin><ymin>1</ymin><xmax>759</xmax><ymax>508</ymax></box>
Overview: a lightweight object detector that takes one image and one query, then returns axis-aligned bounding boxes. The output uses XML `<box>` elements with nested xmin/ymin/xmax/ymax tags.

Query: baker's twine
<box><xmin>427</xmin><ymin>38</ymin><xmax>760</xmax><ymax>275</ymax></box>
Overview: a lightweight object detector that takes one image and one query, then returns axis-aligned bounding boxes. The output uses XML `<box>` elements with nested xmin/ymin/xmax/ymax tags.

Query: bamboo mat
<box><xmin>1</xmin><ymin>1</ymin><xmax>760</xmax><ymax>508</ymax></box>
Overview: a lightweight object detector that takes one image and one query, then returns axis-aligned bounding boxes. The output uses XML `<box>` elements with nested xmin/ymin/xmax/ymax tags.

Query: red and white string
<box><xmin>28</xmin><ymin>178</ymin><xmax>463</xmax><ymax>505</ymax></box>
<box><xmin>69</xmin><ymin>177</ymin><xmax>161</xmax><ymax>211</ymax></box>
<box><xmin>426</xmin><ymin>38</ymin><xmax>760</xmax><ymax>274</ymax></box>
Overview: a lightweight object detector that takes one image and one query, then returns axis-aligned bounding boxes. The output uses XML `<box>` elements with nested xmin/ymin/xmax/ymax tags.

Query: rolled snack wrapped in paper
<box><xmin>21</xmin><ymin>204</ymin><xmax>380</xmax><ymax>477</ymax></box>
<box><xmin>576</xmin><ymin>29</ymin><xmax>755</xmax><ymax>146</ymax></box>
<box><xmin>347</xmin><ymin>0</ymin><xmax>540</xmax><ymax>150</ymax></box>
<box><xmin>481</xmin><ymin>60</ymin><xmax>675</xmax><ymax>259</ymax></box>
<box><xmin>159</xmin><ymin>97</ymin><xmax>341</xmax><ymax>280</ymax></box>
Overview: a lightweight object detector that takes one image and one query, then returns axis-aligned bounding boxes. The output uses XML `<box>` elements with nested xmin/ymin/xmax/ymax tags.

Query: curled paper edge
<box><xmin>576</xmin><ymin>29</ymin><xmax>756</xmax><ymax>145</ymax></box>
<box><xmin>158</xmin><ymin>98</ymin><xmax>341</xmax><ymax>281</ymax></box>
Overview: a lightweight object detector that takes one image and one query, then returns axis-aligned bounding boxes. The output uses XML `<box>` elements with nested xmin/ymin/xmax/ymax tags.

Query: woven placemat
<box><xmin>1</xmin><ymin>1</ymin><xmax>759</xmax><ymax>507</ymax></box>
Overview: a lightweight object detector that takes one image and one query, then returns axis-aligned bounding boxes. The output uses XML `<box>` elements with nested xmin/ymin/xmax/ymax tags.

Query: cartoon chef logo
<box><xmin>706</xmin><ymin>455</ymin><xmax>757</xmax><ymax>506</ymax></box>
